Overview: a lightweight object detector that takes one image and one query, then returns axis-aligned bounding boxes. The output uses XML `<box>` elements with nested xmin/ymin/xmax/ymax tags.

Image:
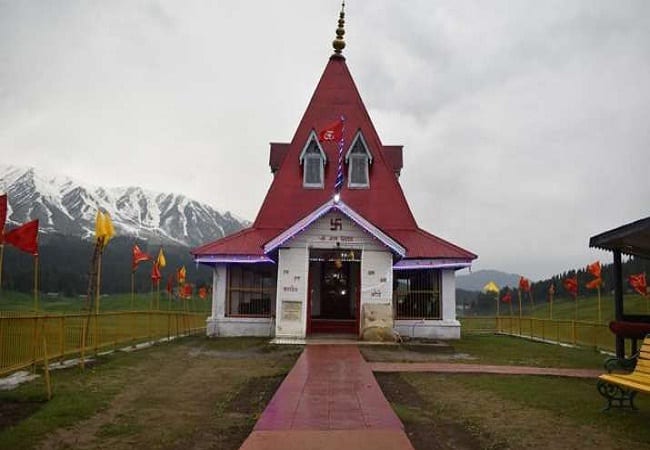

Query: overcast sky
<box><xmin>1</xmin><ymin>1</ymin><xmax>649</xmax><ymax>280</ymax></box>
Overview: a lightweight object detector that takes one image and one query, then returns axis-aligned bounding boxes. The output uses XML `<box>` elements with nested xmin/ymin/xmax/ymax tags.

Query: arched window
<box><xmin>345</xmin><ymin>131</ymin><xmax>372</xmax><ymax>188</ymax></box>
<box><xmin>299</xmin><ymin>131</ymin><xmax>326</xmax><ymax>188</ymax></box>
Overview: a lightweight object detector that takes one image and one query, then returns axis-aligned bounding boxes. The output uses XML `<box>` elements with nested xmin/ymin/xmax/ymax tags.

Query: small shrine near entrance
<box><xmin>192</xmin><ymin>6</ymin><xmax>477</xmax><ymax>340</ymax></box>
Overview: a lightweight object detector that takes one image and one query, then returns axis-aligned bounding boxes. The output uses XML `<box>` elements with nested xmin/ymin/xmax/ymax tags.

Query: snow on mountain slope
<box><xmin>0</xmin><ymin>165</ymin><xmax>248</xmax><ymax>247</ymax></box>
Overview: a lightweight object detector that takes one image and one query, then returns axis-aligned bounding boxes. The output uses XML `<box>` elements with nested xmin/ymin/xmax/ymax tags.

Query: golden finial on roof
<box><xmin>331</xmin><ymin>1</ymin><xmax>346</xmax><ymax>58</ymax></box>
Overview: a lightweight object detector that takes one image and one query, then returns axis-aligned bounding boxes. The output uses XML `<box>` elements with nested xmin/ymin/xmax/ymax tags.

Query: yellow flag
<box><xmin>94</xmin><ymin>211</ymin><xmax>107</xmax><ymax>241</ymax></box>
<box><xmin>483</xmin><ymin>281</ymin><xmax>500</xmax><ymax>294</ymax></box>
<box><xmin>157</xmin><ymin>248</ymin><xmax>166</xmax><ymax>268</ymax></box>
<box><xmin>178</xmin><ymin>266</ymin><xmax>186</xmax><ymax>284</ymax></box>
<box><xmin>103</xmin><ymin>212</ymin><xmax>115</xmax><ymax>246</ymax></box>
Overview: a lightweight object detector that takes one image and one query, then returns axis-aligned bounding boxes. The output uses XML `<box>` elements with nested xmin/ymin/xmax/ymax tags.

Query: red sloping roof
<box><xmin>192</xmin><ymin>227</ymin><xmax>278</xmax><ymax>256</ymax></box>
<box><xmin>192</xmin><ymin>56</ymin><xmax>476</xmax><ymax>262</ymax></box>
<box><xmin>251</xmin><ymin>57</ymin><xmax>418</xmax><ymax>231</ymax></box>
<box><xmin>383</xmin><ymin>145</ymin><xmax>403</xmax><ymax>175</ymax></box>
<box><xmin>388</xmin><ymin>229</ymin><xmax>477</xmax><ymax>260</ymax></box>
<box><xmin>269</xmin><ymin>143</ymin><xmax>289</xmax><ymax>173</ymax></box>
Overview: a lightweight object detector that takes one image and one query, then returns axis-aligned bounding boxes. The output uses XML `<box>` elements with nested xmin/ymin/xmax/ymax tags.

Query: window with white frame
<box><xmin>300</xmin><ymin>132</ymin><xmax>326</xmax><ymax>188</ymax></box>
<box><xmin>346</xmin><ymin>132</ymin><xmax>372</xmax><ymax>188</ymax></box>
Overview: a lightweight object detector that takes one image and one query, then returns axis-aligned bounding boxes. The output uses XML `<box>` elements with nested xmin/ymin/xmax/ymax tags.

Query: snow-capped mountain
<box><xmin>0</xmin><ymin>165</ymin><xmax>248</xmax><ymax>247</ymax></box>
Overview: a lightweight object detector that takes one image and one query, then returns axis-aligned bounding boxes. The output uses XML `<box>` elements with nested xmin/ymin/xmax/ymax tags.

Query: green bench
<box><xmin>597</xmin><ymin>335</ymin><xmax>650</xmax><ymax>411</ymax></box>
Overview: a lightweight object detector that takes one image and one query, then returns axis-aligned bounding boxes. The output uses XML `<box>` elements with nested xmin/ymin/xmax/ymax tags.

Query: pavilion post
<box><xmin>613</xmin><ymin>249</ymin><xmax>624</xmax><ymax>358</ymax></box>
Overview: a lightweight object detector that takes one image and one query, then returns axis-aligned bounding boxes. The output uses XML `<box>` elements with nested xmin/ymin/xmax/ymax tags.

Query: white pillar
<box><xmin>441</xmin><ymin>269</ymin><xmax>456</xmax><ymax>322</ymax></box>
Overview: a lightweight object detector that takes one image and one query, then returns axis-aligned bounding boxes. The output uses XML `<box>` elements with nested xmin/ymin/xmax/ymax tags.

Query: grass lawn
<box><xmin>0</xmin><ymin>336</ymin><xmax>302</xmax><ymax>450</ymax></box>
<box><xmin>362</xmin><ymin>334</ymin><xmax>607</xmax><ymax>369</ymax></box>
<box><xmin>0</xmin><ymin>290</ymin><xmax>211</xmax><ymax>315</ymax></box>
<box><xmin>377</xmin><ymin>372</ymin><xmax>650</xmax><ymax>450</ymax></box>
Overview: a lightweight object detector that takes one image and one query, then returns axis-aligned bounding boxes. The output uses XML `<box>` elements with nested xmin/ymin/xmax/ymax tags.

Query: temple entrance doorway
<box><xmin>307</xmin><ymin>248</ymin><xmax>360</xmax><ymax>335</ymax></box>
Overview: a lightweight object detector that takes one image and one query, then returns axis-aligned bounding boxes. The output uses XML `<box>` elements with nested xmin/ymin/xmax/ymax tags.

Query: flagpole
<box><xmin>33</xmin><ymin>254</ymin><xmax>39</xmax><ymax>313</ymax></box>
<box><xmin>131</xmin><ymin>270</ymin><xmax>135</xmax><ymax>310</ymax></box>
<box><xmin>549</xmin><ymin>289</ymin><xmax>553</xmax><ymax>320</ymax></box>
<box><xmin>517</xmin><ymin>290</ymin><xmax>522</xmax><ymax>334</ymax></box>
<box><xmin>575</xmin><ymin>295</ymin><xmax>578</xmax><ymax>321</ymax></box>
<box><xmin>597</xmin><ymin>285</ymin><xmax>602</xmax><ymax>323</ymax></box>
<box><xmin>95</xmin><ymin>244</ymin><xmax>103</xmax><ymax>315</ymax></box>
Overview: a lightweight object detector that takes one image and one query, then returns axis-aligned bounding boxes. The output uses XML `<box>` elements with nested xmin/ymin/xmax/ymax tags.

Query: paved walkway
<box><xmin>240</xmin><ymin>345</ymin><xmax>414</xmax><ymax>450</ymax></box>
<box><xmin>370</xmin><ymin>362</ymin><xmax>602</xmax><ymax>378</ymax></box>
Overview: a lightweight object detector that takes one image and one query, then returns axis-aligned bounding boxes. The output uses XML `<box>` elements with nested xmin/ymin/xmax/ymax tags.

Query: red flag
<box><xmin>587</xmin><ymin>261</ymin><xmax>601</xmax><ymax>279</ymax></box>
<box><xmin>183</xmin><ymin>283</ymin><xmax>192</xmax><ymax>298</ymax></box>
<box><xmin>132</xmin><ymin>244</ymin><xmax>152</xmax><ymax>271</ymax></box>
<box><xmin>151</xmin><ymin>262</ymin><xmax>162</xmax><ymax>282</ymax></box>
<box><xmin>0</xmin><ymin>194</ymin><xmax>7</xmax><ymax>242</ymax></box>
<box><xmin>198</xmin><ymin>287</ymin><xmax>207</xmax><ymax>299</ymax></box>
<box><xmin>501</xmin><ymin>291</ymin><xmax>512</xmax><ymax>304</ymax></box>
<box><xmin>318</xmin><ymin>119</ymin><xmax>344</xmax><ymax>142</ymax></box>
<box><xmin>629</xmin><ymin>273</ymin><xmax>647</xmax><ymax>297</ymax></box>
<box><xmin>563</xmin><ymin>276</ymin><xmax>578</xmax><ymax>299</ymax></box>
<box><xmin>585</xmin><ymin>277</ymin><xmax>602</xmax><ymax>290</ymax></box>
<box><xmin>4</xmin><ymin>219</ymin><xmax>39</xmax><ymax>255</ymax></box>
<box><xmin>518</xmin><ymin>276</ymin><xmax>530</xmax><ymax>293</ymax></box>
<box><xmin>166</xmin><ymin>273</ymin><xmax>175</xmax><ymax>294</ymax></box>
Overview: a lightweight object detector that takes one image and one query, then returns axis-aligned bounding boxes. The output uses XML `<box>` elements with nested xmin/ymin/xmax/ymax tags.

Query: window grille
<box><xmin>226</xmin><ymin>264</ymin><xmax>276</xmax><ymax>317</ymax></box>
<box><xmin>393</xmin><ymin>269</ymin><xmax>441</xmax><ymax>319</ymax></box>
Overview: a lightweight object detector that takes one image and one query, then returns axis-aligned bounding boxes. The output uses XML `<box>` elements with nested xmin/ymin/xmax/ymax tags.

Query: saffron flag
<box><xmin>629</xmin><ymin>273</ymin><xmax>647</xmax><ymax>297</ymax></box>
<box><xmin>519</xmin><ymin>276</ymin><xmax>531</xmax><ymax>293</ymax></box>
<box><xmin>585</xmin><ymin>277</ymin><xmax>602</xmax><ymax>290</ymax></box>
<box><xmin>501</xmin><ymin>291</ymin><xmax>512</xmax><ymax>304</ymax></box>
<box><xmin>178</xmin><ymin>266</ymin><xmax>186</xmax><ymax>285</ymax></box>
<box><xmin>587</xmin><ymin>261</ymin><xmax>601</xmax><ymax>278</ymax></box>
<box><xmin>132</xmin><ymin>245</ymin><xmax>152</xmax><ymax>270</ymax></box>
<box><xmin>198</xmin><ymin>287</ymin><xmax>207</xmax><ymax>299</ymax></box>
<box><xmin>483</xmin><ymin>281</ymin><xmax>499</xmax><ymax>294</ymax></box>
<box><xmin>563</xmin><ymin>276</ymin><xmax>578</xmax><ymax>299</ymax></box>
<box><xmin>183</xmin><ymin>283</ymin><xmax>192</xmax><ymax>298</ymax></box>
<box><xmin>156</xmin><ymin>248</ymin><xmax>166</xmax><ymax>268</ymax></box>
<box><xmin>0</xmin><ymin>194</ymin><xmax>7</xmax><ymax>242</ymax></box>
<box><xmin>94</xmin><ymin>211</ymin><xmax>115</xmax><ymax>247</ymax></box>
<box><xmin>151</xmin><ymin>262</ymin><xmax>162</xmax><ymax>282</ymax></box>
<box><xmin>318</xmin><ymin>118</ymin><xmax>344</xmax><ymax>142</ymax></box>
<box><xmin>4</xmin><ymin>219</ymin><xmax>39</xmax><ymax>255</ymax></box>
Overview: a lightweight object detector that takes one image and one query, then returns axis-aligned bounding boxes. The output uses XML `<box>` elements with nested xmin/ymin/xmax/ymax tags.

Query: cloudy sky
<box><xmin>1</xmin><ymin>1</ymin><xmax>649</xmax><ymax>280</ymax></box>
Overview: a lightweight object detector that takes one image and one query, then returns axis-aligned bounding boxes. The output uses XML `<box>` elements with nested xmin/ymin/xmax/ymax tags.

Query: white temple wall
<box><xmin>274</xmin><ymin>247</ymin><xmax>309</xmax><ymax>338</ymax></box>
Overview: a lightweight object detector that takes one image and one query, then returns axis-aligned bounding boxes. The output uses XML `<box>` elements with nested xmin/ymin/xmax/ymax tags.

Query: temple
<box><xmin>192</xmin><ymin>6</ymin><xmax>477</xmax><ymax>340</ymax></box>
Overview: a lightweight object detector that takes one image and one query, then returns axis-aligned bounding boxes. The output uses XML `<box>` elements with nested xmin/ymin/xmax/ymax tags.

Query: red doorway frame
<box><xmin>307</xmin><ymin>251</ymin><xmax>361</xmax><ymax>336</ymax></box>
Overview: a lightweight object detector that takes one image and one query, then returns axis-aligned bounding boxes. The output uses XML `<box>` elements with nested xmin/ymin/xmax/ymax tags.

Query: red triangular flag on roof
<box><xmin>4</xmin><ymin>219</ymin><xmax>38</xmax><ymax>255</ymax></box>
<box><xmin>132</xmin><ymin>244</ymin><xmax>152</xmax><ymax>271</ymax></box>
<box><xmin>318</xmin><ymin>118</ymin><xmax>344</xmax><ymax>142</ymax></box>
<box><xmin>629</xmin><ymin>273</ymin><xmax>647</xmax><ymax>297</ymax></box>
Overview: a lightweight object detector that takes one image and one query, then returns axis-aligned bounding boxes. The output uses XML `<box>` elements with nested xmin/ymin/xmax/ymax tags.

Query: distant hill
<box><xmin>456</xmin><ymin>270</ymin><xmax>522</xmax><ymax>292</ymax></box>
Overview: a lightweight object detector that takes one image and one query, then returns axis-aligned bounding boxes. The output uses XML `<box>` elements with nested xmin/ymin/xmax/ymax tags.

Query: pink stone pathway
<box><xmin>239</xmin><ymin>345</ymin><xmax>414</xmax><ymax>450</ymax></box>
<box><xmin>370</xmin><ymin>362</ymin><xmax>601</xmax><ymax>378</ymax></box>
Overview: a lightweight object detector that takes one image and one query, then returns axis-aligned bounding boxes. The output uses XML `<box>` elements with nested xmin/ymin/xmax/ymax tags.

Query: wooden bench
<box><xmin>597</xmin><ymin>335</ymin><xmax>650</xmax><ymax>411</ymax></box>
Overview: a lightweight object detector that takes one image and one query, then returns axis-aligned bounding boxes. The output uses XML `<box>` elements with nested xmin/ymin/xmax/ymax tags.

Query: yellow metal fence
<box><xmin>461</xmin><ymin>316</ymin><xmax>614</xmax><ymax>352</ymax></box>
<box><xmin>0</xmin><ymin>311</ymin><xmax>207</xmax><ymax>377</ymax></box>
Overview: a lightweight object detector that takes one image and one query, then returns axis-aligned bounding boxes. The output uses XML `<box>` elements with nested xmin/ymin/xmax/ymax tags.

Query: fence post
<box><xmin>572</xmin><ymin>320</ymin><xmax>577</xmax><ymax>345</ymax></box>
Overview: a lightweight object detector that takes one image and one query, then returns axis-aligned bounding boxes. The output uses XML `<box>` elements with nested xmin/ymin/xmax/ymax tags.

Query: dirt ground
<box><xmin>3</xmin><ymin>338</ymin><xmax>301</xmax><ymax>450</ymax></box>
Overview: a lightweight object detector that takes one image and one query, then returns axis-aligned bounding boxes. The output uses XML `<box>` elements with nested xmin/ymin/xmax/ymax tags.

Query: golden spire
<box><xmin>331</xmin><ymin>1</ymin><xmax>346</xmax><ymax>59</ymax></box>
